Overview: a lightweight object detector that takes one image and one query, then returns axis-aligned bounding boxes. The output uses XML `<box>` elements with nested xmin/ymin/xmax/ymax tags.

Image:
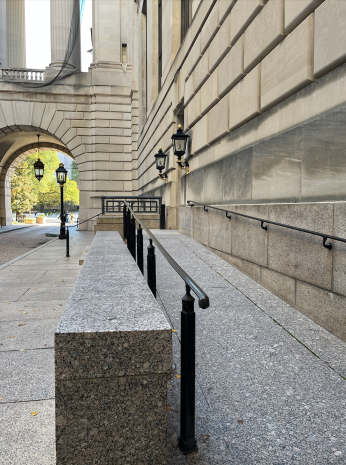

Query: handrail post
<box><xmin>101</xmin><ymin>197</ymin><xmax>105</xmax><ymax>215</ymax></box>
<box><xmin>123</xmin><ymin>204</ymin><xmax>127</xmax><ymax>240</ymax></box>
<box><xmin>129</xmin><ymin>215</ymin><xmax>136</xmax><ymax>260</ymax></box>
<box><xmin>147</xmin><ymin>239</ymin><xmax>156</xmax><ymax>297</ymax></box>
<box><xmin>179</xmin><ymin>284</ymin><xmax>198</xmax><ymax>455</ymax></box>
<box><xmin>160</xmin><ymin>204</ymin><xmax>165</xmax><ymax>229</ymax></box>
<box><xmin>126</xmin><ymin>208</ymin><xmax>131</xmax><ymax>248</ymax></box>
<box><xmin>66</xmin><ymin>227</ymin><xmax>70</xmax><ymax>258</ymax></box>
<box><xmin>137</xmin><ymin>224</ymin><xmax>144</xmax><ymax>274</ymax></box>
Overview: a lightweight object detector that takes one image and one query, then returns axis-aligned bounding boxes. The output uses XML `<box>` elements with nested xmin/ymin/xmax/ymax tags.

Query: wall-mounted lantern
<box><xmin>154</xmin><ymin>147</ymin><xmax>168</xmax><ymax>183</ymax></box>
<box><xmin>33</xmin><ymin>134</ymin><xmax>44</xmax><ymax>182</ymax></box>
<box><xmin>171</xmin><ymin>124</ymin><xmax>190</xmax><ymax>174</ymax></box>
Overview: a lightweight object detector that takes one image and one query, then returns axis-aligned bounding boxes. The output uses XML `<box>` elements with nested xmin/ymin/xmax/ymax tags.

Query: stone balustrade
<box><xmin>0</xmin><ymin>67</ymin><xmax>45</xmax><ymax>82</ymax></box>
<box><xmin>55</xmin><ymin>231</ymin><xmax>172</xmax><ymax>464</ymax></box>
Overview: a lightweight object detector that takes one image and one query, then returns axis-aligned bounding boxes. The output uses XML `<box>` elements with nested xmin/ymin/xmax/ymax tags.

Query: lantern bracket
<box><xmin>177</xmin><ymin>160</ymin><xmax>189</xmax><ymax>174</ymax></box>
<box><xmin>158</xmin><ymin>173</ymin><xmax>168</xmax><ymax>183</ymax></box>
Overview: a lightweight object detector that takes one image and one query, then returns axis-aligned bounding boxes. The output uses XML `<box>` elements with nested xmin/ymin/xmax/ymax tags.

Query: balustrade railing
<box><xmin>101</xmin><ymin>195</ymin><xmax>162</xmax><ymax>214</ymax></box>
<box><xmin>0</xmin><ymin>67</ymin><xmax>45</xmax><ymax>82</ymax></box>
<box><xmin>124</xmin><ymin>200</ymin><xmax>209</xmax><ymax>456</ymax></box>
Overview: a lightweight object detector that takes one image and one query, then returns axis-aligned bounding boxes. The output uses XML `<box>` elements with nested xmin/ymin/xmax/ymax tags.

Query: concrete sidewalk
<box><xmin>0</xmin><ymin>229</ymin><xmax>94</xmax><ymax>465</ymax></box>
<box><xmin>146</xmin><ymin>232</ymin><xmax>346</xmax><ymax>465</ymax></box>
<box><xmin>1</xmin><ymin>229</ymin><xmax>346</xmax><ymax>464</ymax></box>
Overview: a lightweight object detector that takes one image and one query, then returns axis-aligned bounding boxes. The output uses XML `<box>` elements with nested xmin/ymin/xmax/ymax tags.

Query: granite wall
<box><xmin>55</xmin><ymin>231</ymin><xmax>172</xmax><ymax>464</ymax></box>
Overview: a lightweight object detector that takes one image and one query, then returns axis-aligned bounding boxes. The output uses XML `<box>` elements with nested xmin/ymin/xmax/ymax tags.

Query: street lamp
<box><xmin>55</xmin><ymin>163</ymin><xmax>68</xmax><ymax>240</ymax></box>
<box><xmin>171</xmin><ymin>124</ymin><xmax>190</xmax><ymax>174</ymax></box>
<box><xmin>154</xmin><ymin>147</ymin><xmax>168</xmax><ymax>182</ymax></box>
<box><xmin>33</xmin><ymin>135</ymin><xmax>44</xmax><ymax>182</ymax></box>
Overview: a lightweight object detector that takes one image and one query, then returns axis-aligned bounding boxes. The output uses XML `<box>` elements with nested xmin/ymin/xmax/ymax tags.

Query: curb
<box><xmin>0</xmin><ymin>225</ymin><xmax>33</xmax><ymax>234</ymax></box>
<box><xmin>0</xmin><ymin>237</ymin><xmax>59</xmax><ymax>270</ymax></box>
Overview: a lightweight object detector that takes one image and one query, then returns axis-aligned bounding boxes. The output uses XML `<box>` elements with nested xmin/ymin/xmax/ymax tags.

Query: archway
<box><xmin>0</xmin><ymin>125</ymin><xmax>77</xmax><ymax>225</ymax></box>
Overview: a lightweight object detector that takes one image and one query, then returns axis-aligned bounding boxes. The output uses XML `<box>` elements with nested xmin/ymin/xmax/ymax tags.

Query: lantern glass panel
<box><xmin>156</xmin><ymin>156</ymin><xmax>166</xmax><ymax>170</ymax></box>
<box><xmin>173</xmin><ymin>136</ymin><xmax>186</xmax><ymax>154</ymax></box>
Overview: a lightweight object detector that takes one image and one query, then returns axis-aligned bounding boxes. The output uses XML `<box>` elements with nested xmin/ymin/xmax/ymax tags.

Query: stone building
<box><xmin>1</xmin><ymin>0</ymin><xmax>346</xmax><ymax>339</ymax></box>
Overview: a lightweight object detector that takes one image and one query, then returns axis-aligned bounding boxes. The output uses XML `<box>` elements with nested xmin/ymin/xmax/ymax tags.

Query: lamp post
<box><xmin>33</xmin><ymin>135</ymin><xmax>44</xmax><ymax>182</ymax></box>
<box><xmin>154</xmin><ymin>147</ymin><xmax>168</xmax><ymax>182</ymax></box>
<box><xmin>171</xmin><ymin>124</ymin><xmax>190</xmax><ymax>174</ymax></box>
<box><xmin>56</xmin><ymin>163</ymin><xmax>68</xmax><ymax>240</ymax></box>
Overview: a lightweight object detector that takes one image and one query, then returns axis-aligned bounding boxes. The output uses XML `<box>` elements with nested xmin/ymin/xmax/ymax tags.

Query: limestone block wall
<box><xmin>179</xmin><ymin>202</ymin><xmax>346</xmax><ymax>342</ymax></box>
<box><xmin>136</xmin><ymin>0</ymin><xmax>346</xmax><ymax>215</ymax></box>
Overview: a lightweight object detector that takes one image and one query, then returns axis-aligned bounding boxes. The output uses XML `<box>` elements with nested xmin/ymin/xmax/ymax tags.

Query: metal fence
<box><xmin>101</xmin><ymin>196</ymin><xmax>162</xmax><ymax>215</ymax></box>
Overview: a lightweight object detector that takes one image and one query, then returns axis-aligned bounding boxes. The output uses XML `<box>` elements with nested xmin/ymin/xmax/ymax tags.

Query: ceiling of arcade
<box><xmin>0</xmin><ymin>124</ymin><xmax>72</xmax><ymax>178</ymax></box>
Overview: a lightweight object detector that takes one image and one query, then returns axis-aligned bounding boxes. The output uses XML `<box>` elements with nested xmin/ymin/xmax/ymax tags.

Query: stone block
<box><xmin>244</xmin><ymin>0</ymin><xmax>285</xmax><ymax>73</ymax></box>
<box><xmin>208</xmin><ymin>207</ymin><xmax>232</xmax><ymax>254</ymax></box>
<box><xmin>55</xmin><ymin>232</ymin><xmax>171</xmax><ymax>463</ymax></box>
<box><xmin>191</xmin><ymin>114</ymin><xmax>208</xmax><ymax>154</ymax></box>
<box><xmin>261</xmin><ymin>15</ymin><xmax>314</xmax><ymax>111</ymax></box>
<box><xmin>222</xmin><ymin>148</ymin><xmax>253</xmax><ymax>202</ymax></box>
<box><xmin>267</xmin><ymin>202</ymin><xmax>333</xmax><ymax>289</ymax></box>
<box><xmin>331</xmin><ymin>202</ymin><xmax>346</xmax><ymax>297</ymax></box>
<box><xmin>178</xmin><ymin>206</ymin><xmax>192</xmax><ymax>236</ymax></box>
<box><xmin>296</xmin><ymin>280</ymin><xmax>346</xmax><ymax>342</ymax></box>
<box><xmin>184</xmin><ymin>74</ymin><xmax>195</xmax><ymax>106</ymax></box>
<box><xmin>218</xmin><ymin>0</ymin><xmax>237</xmax><ymax>24</ymax></box>
<box><xmin>186</xmin><ymin>91</ymin><xmax>201</xmax><ymax>128</ymax></box>
<box><xmin>200</xmin><ymin>68</ymin><xmax>219</xmax><ymax>115</ymax></box>
<box><xmin>218</xmin><ymin>36</ymin><xmax>244</xmax><ymax>98</ymax></box>
<box><xmin>192</xmin><ymin>207</ymin><xmax>209</xmax><ymax>246</ymax></box>
<box><xmin>231</xmin><ymin>0</ymin><xmax>265</xmax><ymax>45</ymax></box>
<box><xmin>208</xmin><ymin>12</ymin><xmax>231</xmax><ymax>73</ymax></box>
<box><xmin>193</xmin><ymin>51</ymin><xmax>210</xmax><ymax>92</ymax></box>
<box><xmin>314</xmin><ymin>0</ymin><xmax>346</xmax><ymax>79</ymax></box>
<box><xmin>201</xmin><ymin>2</ymin><xmax>219</xmax><ymax>53</ymax></box>
<box><xmin>242</xmin><ymin>260</ymin><xmax>261</xmax><ymax>282</ymax></box>
<box><xmin>228</xmin><ymin>65</ymin><xmax>261</xmax><ymax>132</ymax></box>
<box><xmin>231</xmin><ymin>204</ymin><xmax>268</xmax><ymax>266</ymax></box>
<box><xmin>208</xmin><ymin>94</ymin><xmax>229</xmax><ymax>144</ymax></box>
<box><xmin>187</xmin><ymin>34</ymin><xmax>202</xmax><ymax>75</ymax></box>
<box><xmin>285</xmin><ymin>0</ymin><xmax>324</xmax><ymax>34</ymax></box>
<box><xmin>260</xmin><ymin>267</ymin><xmax>296</xmax><ymax>306</ymax></box>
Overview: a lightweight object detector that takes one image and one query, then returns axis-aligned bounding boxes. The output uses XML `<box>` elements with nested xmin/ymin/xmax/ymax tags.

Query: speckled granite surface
<box><xmin>55</xmin><ymin>231</ymin><xmax>172</xmax><ymax>464</ymax></box>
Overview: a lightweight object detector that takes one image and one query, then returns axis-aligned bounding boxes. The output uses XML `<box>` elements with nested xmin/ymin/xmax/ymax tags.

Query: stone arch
<box><xmin>0</xmin><ymin>124</ymin><xmax>78</xmax><ymax>225</ymax></box>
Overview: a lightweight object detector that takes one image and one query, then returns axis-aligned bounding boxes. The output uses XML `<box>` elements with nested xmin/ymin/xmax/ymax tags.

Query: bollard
<box><xmin>179</xmin><ymin>284</ymin><xmax>198</xmax><ymax>455</ymax></box>
<box><xmin>147</xmin><ymin>239</ymin><xmax>156</xmax><ymax>297</ymax></box>
<box><xmin>137</xmin><ymin>224</ymin><xmax>144</xmax><ymax>274</ymax></box>
<box><xmin>160</xmin><ymin>204</ymin><xmax>166</xmax><ymax>229</ymax></box>
<box><xmin>66</xmin><ymin>227</ymin><xmax>70</xmax><ymax>258</ymax></box>
<box><xmin>123</xmin><ymin>204</ymin><xmax>127</xmax><ymax>240</ymax></box>
<box><xmin>129</xmin><ymin>215</ymin><xmax>136</xmax><ymax>260</ymax></box>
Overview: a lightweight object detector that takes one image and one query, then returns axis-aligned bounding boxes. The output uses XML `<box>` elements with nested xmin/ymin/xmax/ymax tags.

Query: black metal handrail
<box><xmin>187</xmin><ymin>201</ymin><xmax>346</xmax><ymax>250</ymax></box>
<box><xmin>102</xmin><ymin>196</ymin><xmax>162</xmax><ymax>214</ymax></box>
<box><xmin>124</xmin><ymin>200</ymin><xmax>209</xmax><ymax>455</ymax></box>
<box><xmin>125</xmin><ymin>201</ymin><xmax>209</xmax><ymax>309</ymax></box>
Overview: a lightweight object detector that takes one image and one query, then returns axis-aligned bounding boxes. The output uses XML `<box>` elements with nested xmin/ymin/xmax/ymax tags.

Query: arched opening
<box><xmin>0</xmin><ymin>126</ymin><xmax>80</xmax><ymax>225</ymax></box>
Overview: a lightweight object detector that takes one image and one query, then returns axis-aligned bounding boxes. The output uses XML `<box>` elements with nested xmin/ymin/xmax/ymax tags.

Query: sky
<box><xmin>25</xmin><ymin>0</ymin><xmax>92</xmax><ymax>72</ymax></box>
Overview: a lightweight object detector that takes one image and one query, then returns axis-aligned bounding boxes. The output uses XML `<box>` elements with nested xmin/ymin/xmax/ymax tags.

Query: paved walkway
<box><xmin>0</xmin><ymin>228</ymin><xmax>94</xmax><ymax>464</ymax></box>
<box><xmin>1</xmin><ymin>230</ymin><xmax>346</xmax><ymax>464</ymax></box>
<box><xmin>147</xmin><ymin>232</ymin><xmax>346</xmax><ymax>465</ymax></box>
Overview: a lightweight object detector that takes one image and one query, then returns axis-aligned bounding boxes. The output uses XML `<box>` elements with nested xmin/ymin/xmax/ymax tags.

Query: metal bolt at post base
<box><xmin>147</xmin><ymin>239</ymin><xmax>156</xmax><ymax>297</ymax></box>
<box><xmin>137</xmin><ymin>224</ymin><xmax>144</xmax><ymax>274</ymax></box>
<box><xmin>179</xmin><ymin>284</ymin><xmax>198</xmax><ymax>455</ymax></box>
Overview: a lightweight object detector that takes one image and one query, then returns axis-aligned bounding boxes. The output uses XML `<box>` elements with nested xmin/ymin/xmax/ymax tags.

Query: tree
<box><xmin>70</xmin><ymin>160</ymin><xmax>79</xmax><ymax>186</ymax></box>
<box><xmin>11</xmin><ymin>151</ymin><xmax>79</xmax><ymax>215</ymax></box>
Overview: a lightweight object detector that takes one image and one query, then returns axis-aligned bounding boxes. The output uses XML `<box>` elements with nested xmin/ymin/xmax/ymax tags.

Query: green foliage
<box><xmin>11</xmin><ymin>151</ymin><xmax>79</xmax><ymax>215</ymax></box>
<box><xmin>71</xmin><ymin>160</ymin><xmax>79</xmax><ymax>186</ymax></box>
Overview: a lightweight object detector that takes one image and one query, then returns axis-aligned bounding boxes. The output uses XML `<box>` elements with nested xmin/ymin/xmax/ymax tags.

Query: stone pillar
<box><xmin>49</xmin><ymin>0</ymin><xmax>81</xmax><ymax>72</ymax></box>
<box><xmin>5</xmin><ymin>0</ymin><xmax>26</xmax><ymax>68</ymax></box>
<box><xmin>0</xmin><ymin>0</ymin><xmax>7</xmax><ymax>67</ymax></box>
<box><xmin>92</xmin><ymin>0</ymin><xmax>121</xmax><ymax>67</ymax></box>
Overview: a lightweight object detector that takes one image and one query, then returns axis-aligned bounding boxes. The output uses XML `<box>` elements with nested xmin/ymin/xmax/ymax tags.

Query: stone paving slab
<box><xmin>0</xmin><ymin>349</ymin><xmax>55</xmax><ymax>403</ymax></box>
<box><xmin>0</xmin><ymin>399</ymin><xmax>55</xmax><ymax>465</ymax></box>
<box><xmin>146</xmin><ymin>232</ymin><xmax>346</xmax><ymax>464</ymax></box>
<box><xmin>17</xmin><ymin>286</ymin><xmax>75</xmax><ymax>302</ymax></box>
<box><xmin>0</xmin><ymin>318</ymin><xmax>60</xmax><ymax>351</ymax></box>
<box><xmin>0</xmin><ymin>300</ymin><xmax>66</xmax><ymax>322</ymax></box>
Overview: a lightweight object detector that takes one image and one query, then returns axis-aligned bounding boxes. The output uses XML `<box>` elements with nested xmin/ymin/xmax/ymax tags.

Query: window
<box><xmin>181</xmin><ymin>0</ymin><xmax>191</xmax><ymax>42</ymax></box>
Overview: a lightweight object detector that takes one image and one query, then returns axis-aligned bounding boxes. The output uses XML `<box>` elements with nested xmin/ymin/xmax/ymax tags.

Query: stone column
<box><xmin>92</xmin><ymin>0</ymin><xmax>121</xmax><ymax>67</ymax></box>
<box><xmin>0</xmin><ymin>0</ymin><xmax>7</xmax><ymax>67</ymax></box>
<box><xmin>5</xmin><ymin>0</ymin><xmax>26</xmax><ymax>68</ymax></box>
<box><xmin>49</xmin><ymin>0</ymin><xmax>80</xmax><ymax>72</ymax></box>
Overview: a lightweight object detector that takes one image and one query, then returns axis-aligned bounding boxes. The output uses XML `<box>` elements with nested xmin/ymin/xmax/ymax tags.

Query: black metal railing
<box><xmin>101</xmin><ymin>196</ymin><xmax>162</xmax><ymax>214</ymax></box>
<box><xmin>187</xmin><ymin>200</ymin><xmax>346</xmax><ymax>250</ymax></box>
<box><xmin>124</xmin><ymin>200</ymin><xmax>209</xmax><ymax>456</ymax></box>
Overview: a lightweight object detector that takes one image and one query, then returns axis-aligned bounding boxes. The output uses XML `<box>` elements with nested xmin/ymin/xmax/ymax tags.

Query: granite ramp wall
<box><xmin>55</xmin><ymin>231</ymin><xmax>172</xmax><ymax>464</ymax></box>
